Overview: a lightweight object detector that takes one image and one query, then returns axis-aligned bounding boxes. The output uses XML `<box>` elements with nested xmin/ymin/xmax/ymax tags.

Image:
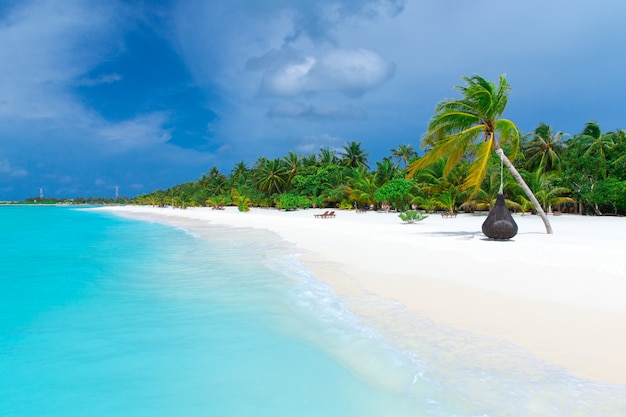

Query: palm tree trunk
<box><xmin>495</xmin><ymin>148</ymin><xmax>553</xmax><ymax>234</ymax></box>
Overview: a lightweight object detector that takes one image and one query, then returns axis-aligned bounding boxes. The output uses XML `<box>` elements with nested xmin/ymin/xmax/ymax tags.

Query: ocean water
<box><xmin>1</xmin><ymin>206</ymin><xmax>625</xmax><ymax>417</ymax></box>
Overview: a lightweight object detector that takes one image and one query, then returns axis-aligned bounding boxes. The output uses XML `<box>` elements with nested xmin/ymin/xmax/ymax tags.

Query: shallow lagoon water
<box><xmin>1</xmin><ymin>206</ymin><xmax>625</xmax><ymax>416</ymax></box>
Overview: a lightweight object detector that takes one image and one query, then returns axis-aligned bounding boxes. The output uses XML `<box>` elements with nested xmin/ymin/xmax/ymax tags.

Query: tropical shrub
<box><xmin>277</xmin><ymin>193</ymin><xmax>300</xmax><ymax>210</ymax></box>
<box><xmin>231</xmin><ymin>189</ymin><xmax>252</xmax><ymax>212</ymax></box>
<box><xmin>398</xmin><ymin>211</ymin><xmax>428</xmax><ymax>223</ymax></box>
<box><xmin>374</xmin><ymin>178</ymin><xmax>415</xmax><ymax>211</ymax></box>
<box><xmin>339</xmin><ymin>199</ymin><xmax>353</xmax><ymax>210</ymax></box>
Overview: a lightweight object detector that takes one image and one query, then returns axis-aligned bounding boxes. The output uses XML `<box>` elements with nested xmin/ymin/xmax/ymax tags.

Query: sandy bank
<box><xmin>100</xmin><ymin>205</ymin><xmax>626</xmax><ymax>386</ymax></box>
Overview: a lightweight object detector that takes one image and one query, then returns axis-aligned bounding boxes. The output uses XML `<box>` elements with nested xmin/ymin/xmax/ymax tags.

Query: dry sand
<box><xmin>101</xmin><ymin>205</ymin><xmax>626</xmax><ymax>386</ymax></box>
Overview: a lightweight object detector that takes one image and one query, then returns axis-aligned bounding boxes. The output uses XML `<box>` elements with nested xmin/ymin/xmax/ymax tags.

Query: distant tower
<box><xmin>115</xmin><ymin>185</ymin><xmax>119</xmax><ymax>200</ymax></box>
<box><xmin>39</xmin><ymin>187</ymin><xmax>44</xmax><ymax>199</ymax></box>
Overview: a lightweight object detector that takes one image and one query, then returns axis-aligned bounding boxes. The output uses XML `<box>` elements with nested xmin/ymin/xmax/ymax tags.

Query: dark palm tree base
<box><xmin>482</xmin><ymin>193</ymin><xmax>518</xmax><ymax>240</ymax></box>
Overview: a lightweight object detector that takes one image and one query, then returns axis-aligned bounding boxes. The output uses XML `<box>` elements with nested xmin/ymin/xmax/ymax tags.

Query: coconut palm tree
<box><xmin>433</xmin><ymin>186</ymin><xmax>461</xmax><ymax>214</ymax></box>
<box><xmin>340</xmin><ymin>141</ymin><xmax>369</xmax><ymax>169</ymax></box>
<box><xmin>349</xmin><ymin>174</ymin><xmax>378</xmax><ymax>209</ymax></box>
<box><xmin>374</xmin><ymin>157</ymin><xmax>398</xmax><ymax>186</ymax></box>
<box><xmin>390</xmin><ymin>144</ymin><xmax>417</xmax><ymax>168</ymax></box>
<box><xmin>301</xmin><ymin>153</ymin><xmax>318</xmax><ymax>169</ymax></box>
<box><xmin>407</xmin><ymin>74</ymin><xmax>553</xmax><ymax>234</ymax></box>
<box><xmin>578</xmin><ymin>121</ymin><xmax>615</xmax><ymax>160</ymax></box>
<box><xmin>318</xmin><ymin>148</ymin><xmax>338</xmax><ymax>166</ymax></box>
<box><xmin>282</xmin><ymin>151</ymin><xmax>302</xmax><ymax>187</ymax></box>
<box><xmin>522</xmin><ymin>123</ymin><xmax>566</xmax><ymax>172</ymax></box>
<box><xmin>254</xmin><ymin>158</ymin><xmax>288</xmax><ymax>196</ymax></box>
<box><xmin>206</xmin><ymin>171</ymin><xmax>228</xmax><ymax>197</ymax></box>
<box><xmin>518</xmin><ymin>168</ymin><xmax>575</xmax><ymax>214</ymax></box>
<box><xmin>414</xmin><ymin>157</ymin><xmax>465</xmax><ymax>195</ymax></box>
<box><xmin>230</xmin><ymin>161</ymin><xmax>249</xmax><ymax>180</ymax></box>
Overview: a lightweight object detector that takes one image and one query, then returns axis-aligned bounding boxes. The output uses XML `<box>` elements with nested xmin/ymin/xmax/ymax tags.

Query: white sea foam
<box><xmin>262</xmin><ymin>239</ymin><xmax>626</xmax><ymax>417</ymax></box>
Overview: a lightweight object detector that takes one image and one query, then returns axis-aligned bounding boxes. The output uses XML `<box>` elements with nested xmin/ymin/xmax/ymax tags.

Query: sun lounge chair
<box><xmin>314</xmin><ymin>211</ymin><xmax>329</xmax><ymax>218</ymax></box>
<box><xmin>324</xmin><ymin>211</ymin><xmax>335</xmax><ymax>218</ymax></box>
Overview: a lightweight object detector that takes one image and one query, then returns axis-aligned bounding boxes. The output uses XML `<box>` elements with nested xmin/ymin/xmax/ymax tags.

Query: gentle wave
<box><xmin>257</xmin><ymin>228</ymin><xmax>626</xmax><ymax>417</ymax></box>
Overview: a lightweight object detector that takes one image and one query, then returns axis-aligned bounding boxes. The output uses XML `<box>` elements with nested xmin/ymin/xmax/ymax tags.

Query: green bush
<box><xmin>298</xmin><ymin>196</ymin><xmax>313</xmax><ymax>209</ymax></box>
<box><xmin>398</xmin><ymin>210</ymin><xmax>428</xmax><ymax>223</ymax></box>
<box><xmin>277</xmin><ymin>193</ymin><xmax>300</xmax><ymax>210</ymax></box>
<box><xmin>339</xmin><ymin>199</ymin><xmax>353</xmax><ymax>210</ymax></box>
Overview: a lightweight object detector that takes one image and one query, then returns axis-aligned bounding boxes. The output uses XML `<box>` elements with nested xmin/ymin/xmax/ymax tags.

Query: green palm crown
<box><xmin>409</xmin><ymin>74</ymin><xmax>520</xmax><ymax>195</ymax></box>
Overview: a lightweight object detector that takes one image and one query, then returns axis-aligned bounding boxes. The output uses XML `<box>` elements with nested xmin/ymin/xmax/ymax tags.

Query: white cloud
<box><xmin>312</xmin><ymin>49</ymin><xmax>395</xmax><ymax>97</ymax></box>
<box><xmin>295</xmin><ymin>133</ymin><xmax>344</xmax><ymax>153</ymax></box>
<box><xmin>0</xmin><ymin>0</ymin><xmax>126</xmax><ymax>119</ymax></box>
<box><xmin>0</xmin><ymin>1</ymin><xmax>176</xmax><ymax>155</ymax></box>
<box><xmin>96</xmin><ymin>112</ymin><xmax>173</xmax><ymax>152</ymax></box>
<box><xmin>253</xmin><ymin>48</ymin><xmax>394</xmax><ymax>97</ymax></box>
<box><xmin>260</xmin><ymin>54</ymin><xmax>317</xmax><ymax>96</ymax></box>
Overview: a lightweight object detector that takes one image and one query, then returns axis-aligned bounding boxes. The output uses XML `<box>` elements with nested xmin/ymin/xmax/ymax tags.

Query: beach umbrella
<box><xmin>482</xmin><ymin>193</ymin><xmax>518</xmax><ymax>239</ymax></box>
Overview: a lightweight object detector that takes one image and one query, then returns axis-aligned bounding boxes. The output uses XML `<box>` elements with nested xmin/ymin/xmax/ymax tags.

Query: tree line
<box><xmin>132</xmin><ymin>121</ymin><xmax>626</xmax><ymax>215</ymax></box>
<box><xmin>133</xmin><ymin>76</ymin><xmax>626</xmax><ymax>221</ymax></box>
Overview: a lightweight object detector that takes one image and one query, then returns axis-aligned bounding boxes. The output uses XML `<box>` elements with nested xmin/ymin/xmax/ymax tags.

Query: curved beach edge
<box><xmin>98</xmin><ymin>205</ymin><xmax>626</xmax><ymax>387</ymax></box>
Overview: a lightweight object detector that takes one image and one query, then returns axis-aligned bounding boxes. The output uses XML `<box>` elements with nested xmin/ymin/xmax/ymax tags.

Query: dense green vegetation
<box><xmin>131</xmin><ymin>122</ymin><xmax>626</xmax><ymax>216</ymax></box>
<box><xmin>133</xmin><ymin>75</ymin><xmax>626</xmax><ymax>217</ymax></box>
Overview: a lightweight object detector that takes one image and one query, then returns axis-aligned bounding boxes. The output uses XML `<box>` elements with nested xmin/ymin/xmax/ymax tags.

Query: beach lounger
<box><xmin>324</xmin><ymin>211</ymin><xmax>335</xmax><ymax>218</ymax></box>
<box><xmin>314</xmin><ymin>211</ymin><xmax>329</xmax><ymax>218</ymax></box>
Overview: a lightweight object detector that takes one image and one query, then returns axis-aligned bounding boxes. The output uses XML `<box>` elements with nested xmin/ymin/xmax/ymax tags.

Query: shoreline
<box><xmin>99</xmin><ymin>205</ymin><xmax>626</xmax><ymax>387</ymax></box>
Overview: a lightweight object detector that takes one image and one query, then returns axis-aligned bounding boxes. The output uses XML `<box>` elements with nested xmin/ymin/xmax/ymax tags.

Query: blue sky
<box><xmin>1</xmin><ymin>0</ymin><xmax>625</xmax><ymax>200</ymax></box>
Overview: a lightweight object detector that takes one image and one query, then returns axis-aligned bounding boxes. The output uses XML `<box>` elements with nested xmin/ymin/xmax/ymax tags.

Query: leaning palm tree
<box><xmin>408</xmin><ymin>74</ymin><xmax>553</xmax><ymax>234</ymax></box>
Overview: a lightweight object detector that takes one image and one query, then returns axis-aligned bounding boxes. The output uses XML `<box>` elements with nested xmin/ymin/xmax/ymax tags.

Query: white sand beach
<box><xmin>101</xmin><ymin>205</ymin><xmax>626</xmax><ymax>387</ymax></box>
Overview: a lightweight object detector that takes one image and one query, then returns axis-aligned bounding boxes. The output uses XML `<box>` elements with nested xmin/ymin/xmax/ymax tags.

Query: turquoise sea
<box><xmin>1</xmin><ymin>206</ymin><xmax>625</xmax><ymax>416</ymax></box>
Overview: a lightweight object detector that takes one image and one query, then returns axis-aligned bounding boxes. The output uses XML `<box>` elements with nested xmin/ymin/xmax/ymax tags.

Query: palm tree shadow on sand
<box><xmin>423</xmin><ymin>231</ymin><xmax>482</xmax><ymax>240</ymax></box>
<box><xmin>420</xmin><ymin>230</ymin><xmax>545</xmax><ymax>241</ymax></box>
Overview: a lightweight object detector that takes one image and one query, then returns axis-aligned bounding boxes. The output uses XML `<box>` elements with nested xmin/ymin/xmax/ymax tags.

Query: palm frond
<box><xmin>582</xmin><ymin>121</ymin><xmax>601</xmax><ymax>139</ymax></box>
<box><xmin>406</xmin><ymin>152</ymin><xmax>442</xmax><ymax>178</ymax></box>
<box><xmin>492</xmin><ymin>75</ymin><xmax>511</xmax><ymax>116</ymax></box>
<box><xmin>442</xmin><ymin>126</ymin><xmax>483</xmax><ymax>175</ymax></box>
<box><xmin>463</xmin><ymin>139</ymin><xmax>493</xmax><ymax>194</ymax></box>
<box><xmin>410</xmin><ymin>125</ymin><xmax>482</xmax><ymax>178</ymax></box>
